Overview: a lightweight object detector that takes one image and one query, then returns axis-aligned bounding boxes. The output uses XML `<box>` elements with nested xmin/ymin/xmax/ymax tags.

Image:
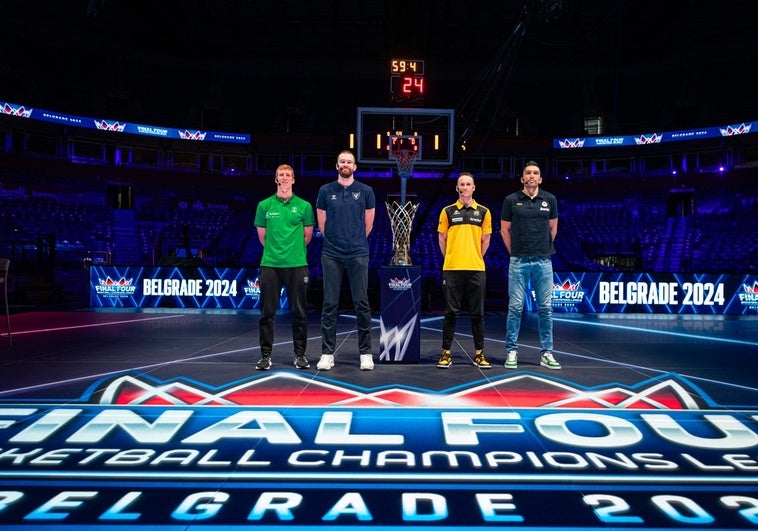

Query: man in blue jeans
<box><xmin>315</xmin><ymin>149</ymin><xmax>376</xmax><ymax>371</ymax></box>
<box><xmin>500</xmin><ymin>160</ymin><xmax>561</xmax><ymax>370</ymax></box>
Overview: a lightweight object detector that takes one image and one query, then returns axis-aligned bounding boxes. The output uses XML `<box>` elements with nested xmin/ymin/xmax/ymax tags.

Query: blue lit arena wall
<box><xmin>89</xmin><ymin>266</ymin><xmax>758</xmax><ymax>315</ymax></box>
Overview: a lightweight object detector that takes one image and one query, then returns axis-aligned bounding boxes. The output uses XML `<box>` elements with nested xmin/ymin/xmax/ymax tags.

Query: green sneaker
<box><xmin>504</xmin><ymin>350</ymin><xmax>518</xmax><ymax>369</ymax></box>
<box><xmin>540</xmin><ymin>352</ymin><xmax>561</xmax><ymax>370</ymax></box>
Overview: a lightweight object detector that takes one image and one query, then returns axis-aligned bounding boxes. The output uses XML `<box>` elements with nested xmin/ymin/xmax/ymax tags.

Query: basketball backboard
<box><xmin>356</xmin><ymin>107</ymin><xmax>455</xmax><ymax>167</ymax></box>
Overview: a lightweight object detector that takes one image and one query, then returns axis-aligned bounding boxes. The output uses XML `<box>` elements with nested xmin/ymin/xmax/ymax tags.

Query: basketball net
<box><xmin>387</xmin><ymin>149</ymin><xmax>420</xmax><ymax>265</ymax></box>
<box><xmin>391</xmin><ymin>149</ymin><xmax>418</xmax><ymax>180</ymax></box>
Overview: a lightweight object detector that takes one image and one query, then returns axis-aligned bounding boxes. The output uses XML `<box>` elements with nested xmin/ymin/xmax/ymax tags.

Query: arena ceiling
<box><xmin>2</xmin><ymin>0</ymin><xmax>755</xmax><ymax>142</ymax></box>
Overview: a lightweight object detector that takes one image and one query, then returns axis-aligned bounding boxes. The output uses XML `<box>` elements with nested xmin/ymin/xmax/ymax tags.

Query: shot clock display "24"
<box><xmin>390</xmin><ymin>58</ymin><xmax>425</xmax><ymax>104</ymax></box>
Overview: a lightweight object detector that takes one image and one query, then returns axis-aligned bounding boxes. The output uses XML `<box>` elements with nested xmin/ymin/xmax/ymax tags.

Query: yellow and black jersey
<box><xmin>438</xmin><ymin>199</ymin><xmax>492</xmax><ymax>271</ymax></box>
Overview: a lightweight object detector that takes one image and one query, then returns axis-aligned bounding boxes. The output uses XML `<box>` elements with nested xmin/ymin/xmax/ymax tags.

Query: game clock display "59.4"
<box><xmin>390</xmin><ymin>58</ymin><xmax>425</xmax><ymax>104</ymax></box>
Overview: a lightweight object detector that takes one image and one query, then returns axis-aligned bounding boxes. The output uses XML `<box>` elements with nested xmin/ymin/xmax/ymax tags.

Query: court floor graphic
<box><xmin>0</xmin><ymin>309</ymin><xmax>757</xmax><ymax>529</ymax></box>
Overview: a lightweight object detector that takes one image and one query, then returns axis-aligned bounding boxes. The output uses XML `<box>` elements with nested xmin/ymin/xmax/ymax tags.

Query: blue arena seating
<box><xmin>1</xmin><ymin>166</ymin><xmax>757</xmax><ymax>308</ymax></box>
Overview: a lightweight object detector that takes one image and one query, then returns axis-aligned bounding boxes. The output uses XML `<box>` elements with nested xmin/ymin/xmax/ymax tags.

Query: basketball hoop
<box><xmin>387</xmin><ymin>138</ymin><xmax>420</xmax><ymax>265</ymax></box>
<box><xmin>391</xmin><ymin>149</ymin><xmax>418</xmax><ymax>179</ymax></box>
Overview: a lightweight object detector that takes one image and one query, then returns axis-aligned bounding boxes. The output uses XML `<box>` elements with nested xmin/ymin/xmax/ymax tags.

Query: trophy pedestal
<box><xmin>378</xmin><ymin>266</ymin><xmax>421</xmax><ymax>363</ymax></box>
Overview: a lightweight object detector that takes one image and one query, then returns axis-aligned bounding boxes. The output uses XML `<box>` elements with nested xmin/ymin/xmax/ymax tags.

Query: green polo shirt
<box><xmin>254</xmin><ymin>194</ymin><xmax>315</xmax><ymax>267</ymax></box>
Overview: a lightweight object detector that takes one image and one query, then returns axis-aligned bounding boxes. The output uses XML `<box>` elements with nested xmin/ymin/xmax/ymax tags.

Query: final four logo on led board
<box><xmin>634</xmin><ymin>132</ymin><xmax>663</xmax><ymax>144</ymax></box>
<box><xmin>557</xmin><ymin>137</ymin><xmax>585</xmax><ymax>148</ymax></box>
<box><xmin>178</xmin><ymin>129</ymin><xmax>208</xmax><ymax>140</ymax></box>
<box><xmin>94</xmin><ymin>119</ymin><xmax>126</xmax><ymax>132</ymax></box>
<box><xmin>1</xmin><ymin>102</ymin><xmax>32</xmax><ymax>118</ymax></box>
<box><xmin>741</xmin><ymin>281</ymin><xmax>758</xmax><ymax>310</ymax></box>
<box><xmin>244</xmin><ymin>278</ymin><xmax>261</xmax><ymax>298</ymax></box>
<box><xmin>720</xmin><ymin>122</ymin><xmax>752</xmax><ymax>136</ymax></box>
<box><xmin>552</xmin><ymin>278</ymin><xmax>586</xmax><ymax>308</ymax></box>
<box><xmin>1</xmin><ymin>371</ymin><xmax>757</xmax><ymax>528</ymax></box>
<box><xmin>94</xmin><ymin>276</ymin><xmax>136</xmax><ymax>298</ymax></box>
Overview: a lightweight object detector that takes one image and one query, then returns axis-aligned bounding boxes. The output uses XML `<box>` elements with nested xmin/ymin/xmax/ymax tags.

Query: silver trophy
<box><xmin>386</xmin><ymin>199</ymin><xmax>419</xmax><ymax>265</ymax></box>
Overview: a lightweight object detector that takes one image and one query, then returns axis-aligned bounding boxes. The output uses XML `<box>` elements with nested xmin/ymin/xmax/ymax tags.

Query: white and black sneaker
<box><xmin>294</xmin><ymin>354</ymin><xmax>310</xmax><ymax>369</ymax></box>
<box><xmin>255</xmin><ymin>354</ymin><xmax>272</xmax><ymax>370</ymax></box>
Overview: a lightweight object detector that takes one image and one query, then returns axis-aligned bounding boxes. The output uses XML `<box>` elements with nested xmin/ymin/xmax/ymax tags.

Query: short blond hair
<box><xmin>275</xmin><ymin>164</ymin><xmax>295</xmax><ymax>177</ymax></box>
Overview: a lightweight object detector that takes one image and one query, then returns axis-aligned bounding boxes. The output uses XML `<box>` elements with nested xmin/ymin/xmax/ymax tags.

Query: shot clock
<box><xmin>389</xmin><ymin>134</ymin><xmax>420</xmax><ymax>155</ymax></box>
<box><xmin>390</xmin><ymin>58</ymin><xmax>425</xmax><ymax>105</ymax></box>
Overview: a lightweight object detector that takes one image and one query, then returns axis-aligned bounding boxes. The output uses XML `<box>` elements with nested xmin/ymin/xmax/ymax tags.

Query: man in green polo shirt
<box><xmin>254</xmin><ymin>164</ymin><xmax>315</xmax><ymax>370</ymax></box>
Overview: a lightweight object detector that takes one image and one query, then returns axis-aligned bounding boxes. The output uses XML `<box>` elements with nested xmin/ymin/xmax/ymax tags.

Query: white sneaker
<box><xmin>504</xmin><ymin>350</ymin><xmax>518</xmax><ymax>369</ymax></box>
<box><xmin>540</xmin><ymin>352</ymin><xmax>562</xmax><ymax>370</ymax></box>
<box><xmin>359</xmin><ymin>354</ymin><xmax>375</xmax><ymax>371</ymax></box>
<box><xmin>317</xmin><ymin>354</ymin><xmax>335</xmax><ymax>370</ymax></box>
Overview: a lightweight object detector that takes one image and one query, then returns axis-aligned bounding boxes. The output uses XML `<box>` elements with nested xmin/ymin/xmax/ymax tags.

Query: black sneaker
<box><xmin>294</xmin><ymin>354</ymin><xmax>310</xmax><ymax>369</ymax></box>
<box><xmin>256</xmin><ymin>354</ymin><xmax>272</xmax><ymax>370</ymax></box>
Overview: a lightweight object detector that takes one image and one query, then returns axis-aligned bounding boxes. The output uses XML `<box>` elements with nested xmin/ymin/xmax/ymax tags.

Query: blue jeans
<box><xmin>320</xmin><ymin>254</ymin><xmax>372</xmax><ymax>355</ymax></box>
<box><xmin>506</xmin><ymin>256</ymin><xmax>554</xmax><ymax>353</ymax></box>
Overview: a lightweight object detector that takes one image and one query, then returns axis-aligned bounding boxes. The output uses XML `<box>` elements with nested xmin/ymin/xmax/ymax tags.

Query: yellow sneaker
<box><xmin>474</xmin><ymin>350</ymin><xmax>491</xmax><ymax>369</ymax></box>
<box><xmin>437</xmin><ymin>350</ymin><xmax>453</xmax><ymax>368</ymax></box>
